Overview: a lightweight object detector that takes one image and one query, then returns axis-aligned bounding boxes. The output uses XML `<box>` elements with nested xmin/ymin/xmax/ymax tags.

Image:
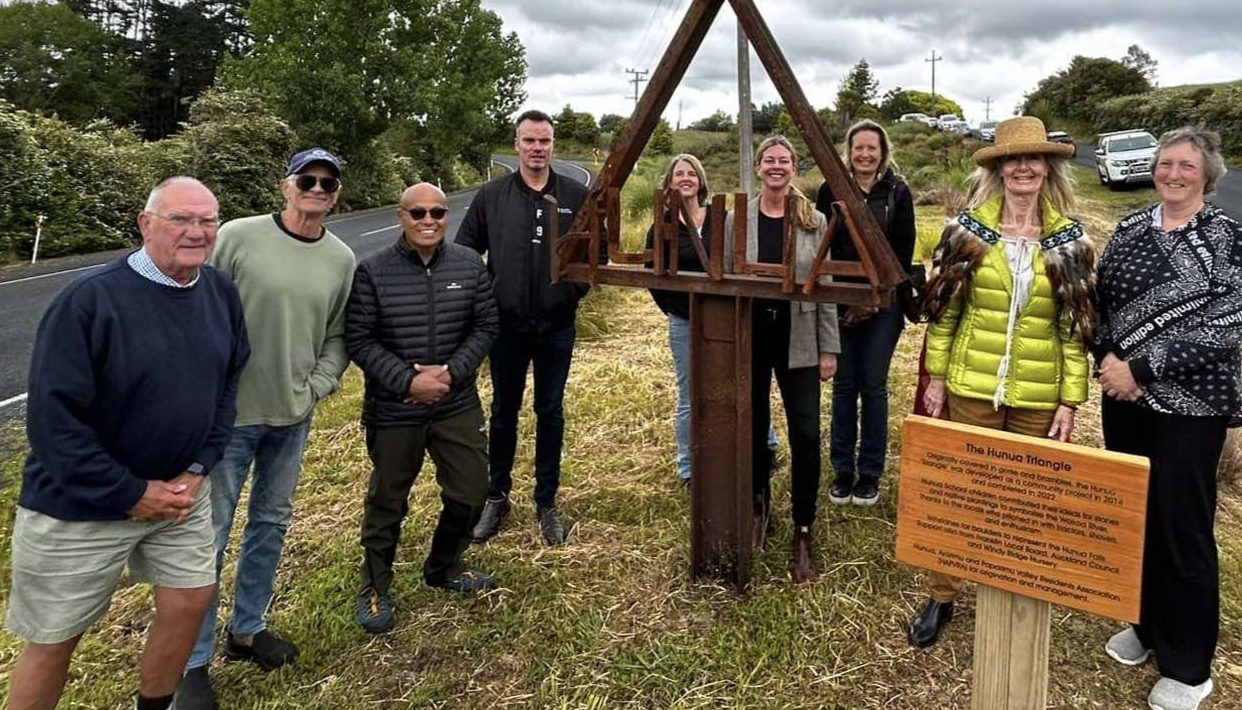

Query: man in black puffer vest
<box><xmin>346</xmin><ymin>183</ymin><xmax>498</xmax><ymax>634</ymax></box>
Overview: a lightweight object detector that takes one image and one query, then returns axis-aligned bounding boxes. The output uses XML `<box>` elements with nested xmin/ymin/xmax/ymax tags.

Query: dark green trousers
<box><xmin>360</xmin><ymin>406</ymin><xmax>488</xmax><ymax>594</ymax></box>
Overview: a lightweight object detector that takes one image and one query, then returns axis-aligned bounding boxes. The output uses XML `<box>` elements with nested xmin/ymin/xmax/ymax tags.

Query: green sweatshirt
<box><xmin>209</xmin><ymin>213</ymin><xmax>355</xmax><ymax>426</ymax></box>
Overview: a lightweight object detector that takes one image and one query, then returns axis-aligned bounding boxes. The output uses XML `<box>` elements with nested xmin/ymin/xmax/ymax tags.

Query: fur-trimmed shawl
<box><xmin>922</xmin><ymin>210</ymin><xmax>1098</xmax><ymax>346</ymax></box>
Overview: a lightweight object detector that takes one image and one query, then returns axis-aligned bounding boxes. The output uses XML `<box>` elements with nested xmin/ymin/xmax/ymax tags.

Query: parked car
<box><xmin>898</xmin><ymin>112</ymin><xmax>937</xmax><ymax>128</ymax></box>
<box><xmin>1046</xmin><ymin>130</ymin><xmax>1075</xmax><ymax>155</ymax></box>
<box><xmin>937</xmin><ymin>114</ymin><xmax>962</xmax><ymax>131</ymax></box>
<box><xmin>978</xmin><ymin>120</ymin><xmax>998</xmax><ymax>141</ymax></box>
<box><xmin>1095</xmin><ymin>130</ymin><xmax>1158</xmax><ymax>190</ymax></box>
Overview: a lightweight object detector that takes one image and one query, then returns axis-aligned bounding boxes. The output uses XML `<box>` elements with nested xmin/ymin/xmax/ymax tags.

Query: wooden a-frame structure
<box><xmin>548</xmin><ymin>0</ymin><xmax>909</xmax><ymax>589</ymax></box>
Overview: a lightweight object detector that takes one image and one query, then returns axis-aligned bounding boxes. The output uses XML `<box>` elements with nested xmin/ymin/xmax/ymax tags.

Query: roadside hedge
<box><xmin>1093</xmin><ymin>85</ymin><xmax>1242</xmax><ymax>156</ymax></box>
<box><xmin>0</xmin><ymin>89</ymin><xmax>418</xmax><ymax>263</ymax></box>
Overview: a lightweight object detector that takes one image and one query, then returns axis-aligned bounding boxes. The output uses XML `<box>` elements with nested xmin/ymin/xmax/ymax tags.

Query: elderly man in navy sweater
<box><xmin>5</xmin><ymin>177</ymin><xmax>249</xmax><ymax>710</ymax></box>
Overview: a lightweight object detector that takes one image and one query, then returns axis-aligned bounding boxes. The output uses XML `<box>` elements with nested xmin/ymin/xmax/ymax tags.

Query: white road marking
<box><xmin>0</xmin><ymin>392</ymin><xmax>28</xmax><ymax>410</ymax></box>
<box><xmin>560</xmin><ymin>160</ymin><xmax>593</xmax><ymax>187</ymax></box>
<box><xmin>0</xmin><ymin>263</ymin><xmax>104</xmax><ymax>288</ymax></box>
<box><xmin>360</xmin><ymin>224</ymin><xmax>401</xmax><ymax>237</ymax></box>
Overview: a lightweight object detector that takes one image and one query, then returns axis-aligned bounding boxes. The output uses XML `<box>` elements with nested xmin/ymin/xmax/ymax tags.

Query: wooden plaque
<box><xmin>896</xmin><ymin>415</ymin><xmax>1150</xmax><ymax>622</ymax></box>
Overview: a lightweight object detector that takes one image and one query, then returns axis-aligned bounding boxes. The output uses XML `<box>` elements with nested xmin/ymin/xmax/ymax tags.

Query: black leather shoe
<box><xmin>907</xmin><ymin>598</ymin><xmax>954</xmax><ymax>648</ymax></box>
<box><xmin>538</xmin><ymin>506</ymin><xmax>566</xmax><ymax>546</ymax></box>
<box><xmin>471</xmin><ymin>497</ymin><xmax>510</xmax><ymax>543</ymax></box>
<box><xmin>223</xmin><ymin>629</ymin><xmax>299</xmax><ymax>671</ymax></box>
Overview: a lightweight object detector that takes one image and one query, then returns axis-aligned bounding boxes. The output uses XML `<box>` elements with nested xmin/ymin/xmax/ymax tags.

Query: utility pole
<box><xmin>678</xmin><ymin>99</ymin><xmax>684</xmax><ymax>130</ymax></box>
<box><xmin>984</xmin><ymin>96</ymin><xmax>993</xmax><ymax>121</ymax></box>
<box><xmin>925</xmin><ymin>50</ymin><xmax>943</xmax><ymax>112</ymax></box>
<box><xmin>625</xmin><ymin>68</ymin><xmax>649</xmax><ymax>108</ymax></box>
<box><xmin>737</xmin><ymin>21</ymin><xmax>754</xmax><ymax>196</ymax></box>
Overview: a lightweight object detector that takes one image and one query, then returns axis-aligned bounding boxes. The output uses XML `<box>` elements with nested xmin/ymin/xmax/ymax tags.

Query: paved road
<box><xmin>1072</xmin><ymin>143</ymin><xmax>1242</xmax><ymax>218</ymax></box>
<box><xmin>0</xmin><ymin>156</ymin><xmax>592</xmax><ymax>412</ymax></box>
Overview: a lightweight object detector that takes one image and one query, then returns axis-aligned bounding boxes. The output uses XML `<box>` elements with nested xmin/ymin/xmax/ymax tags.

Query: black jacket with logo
<box><xmin>455</xmin><ymin>169</ymin><xmax>601</xmax><ymax>334</ymax></box>
<box><xmin>346</xmin><ymin>237</ymin><xmax>498</xmax><ymax>426</ymax></box>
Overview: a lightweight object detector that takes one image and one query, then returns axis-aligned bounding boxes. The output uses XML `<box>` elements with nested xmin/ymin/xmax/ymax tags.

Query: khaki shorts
<box><xmin>6</xmin><ymin>478</ymin><xmax>215</xmax><ymax>644</ymax></box>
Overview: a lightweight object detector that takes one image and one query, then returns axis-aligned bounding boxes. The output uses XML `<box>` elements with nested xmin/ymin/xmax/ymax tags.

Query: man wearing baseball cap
<box><xmin>175</xmin><ymin>149</ymin><xmax>356</xmax><ymax>708</ymax></box>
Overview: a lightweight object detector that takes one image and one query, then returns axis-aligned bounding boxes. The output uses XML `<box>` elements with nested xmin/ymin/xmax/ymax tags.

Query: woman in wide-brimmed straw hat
<box><xmin>906</xmin><ymin>115</ymin><xmax>1097</xmax><ymax>648</ymax></box>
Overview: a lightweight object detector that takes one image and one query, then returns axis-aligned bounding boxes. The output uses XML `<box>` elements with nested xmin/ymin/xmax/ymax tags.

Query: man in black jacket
<box><xmin>346</xmin><ymin>183</ymin><xmax>498</xmax><ymax>634</ymax></box>
<box><xmin>456</xmin><ymin>109</ymin><xmax>596</xmax><ymax>546</ymax></box>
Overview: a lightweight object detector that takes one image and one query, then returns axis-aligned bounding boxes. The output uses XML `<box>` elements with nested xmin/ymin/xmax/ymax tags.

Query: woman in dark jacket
<box><xmin>645</xmin><ymin>153</ymin><xmax>712</xmax><ymax>486</ymax></box>
<box><xmin>646</xmin><ymin>153</ymin><xmax>780</xmax><ymax>487</ymax></box>
<box><xmin>1094</xmin><ymin>125</ymin><xmax>1241</xmax><ymax>710</ymax></box>
<box><xmin>815</xmin><ymin>120</ymin><xmax>917</xmax><ymax>506</ymax></box>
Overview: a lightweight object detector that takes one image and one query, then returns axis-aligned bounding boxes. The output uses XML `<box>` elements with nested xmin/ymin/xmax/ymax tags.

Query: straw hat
<box><xmin>971</xmin><ymin>116</ymin><xmax>1075</xmax><ymax>166</ymax></box>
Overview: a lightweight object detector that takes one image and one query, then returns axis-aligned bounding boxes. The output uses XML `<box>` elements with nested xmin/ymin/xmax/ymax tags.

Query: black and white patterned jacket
<box><xmin>1095</xmin><ymin>202</ymin><xmax>1242</xmax><ymax>422</ymax></box>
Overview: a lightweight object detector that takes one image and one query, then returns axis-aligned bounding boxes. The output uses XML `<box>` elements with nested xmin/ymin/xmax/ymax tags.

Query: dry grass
<box><xmin>0</xmin><ymin>188</ymin><xmax>1239</xmax><ymax>709</ymax></box>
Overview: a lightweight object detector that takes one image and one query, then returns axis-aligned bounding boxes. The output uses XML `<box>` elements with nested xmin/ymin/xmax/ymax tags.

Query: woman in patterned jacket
<box><xmin>1094</xmin><ymin>126</ymin><xmax>1240</xmax><ymax>710</ymax></box>
<box><xmin>907</xmin><ymin>116</ymin><xmax>1096</xmax><ymax>649</ymax></box>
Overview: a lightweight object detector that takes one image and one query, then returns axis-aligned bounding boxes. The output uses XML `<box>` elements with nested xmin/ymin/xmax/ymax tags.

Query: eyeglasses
<box><xmin>292</xmin><ymin>175</ymin><xmax>341</xmax><ymax>193</ymax></box>
<box><xmin>145</xmin><ymin>211</ymin><xmax>220</xmax><ymax>230</ymax></box>
<box><xmin>403</xmin><ymin>207</ymin><xmax>448</xmax><ymax>220</ymax></box>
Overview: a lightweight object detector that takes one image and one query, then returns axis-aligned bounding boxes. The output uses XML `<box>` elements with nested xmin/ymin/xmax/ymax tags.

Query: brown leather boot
<box><xmin>790</xmin><ymin>526</ymin><xmax>819</xmax><ymax>584</ymax></box>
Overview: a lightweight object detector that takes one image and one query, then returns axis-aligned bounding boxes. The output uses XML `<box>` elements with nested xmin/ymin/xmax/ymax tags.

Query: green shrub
<box><xmin>1093</xmin><ymin>85</ymin><xmax>1242</xmax><ymax>156</ymax></box>
<box><xmin>336</xmin><ymin>139</ymin><xmax>405</xmax><ymax>210</ymax></box>
<box><xmin>181</xmin><ymin>88</ymin><xmax>296</xmax><ymax>221</ymax></box>
<box><xmin>0</xmin><ymin>106</ymin><xmax>148</xmax><ymax>260</ymax></box>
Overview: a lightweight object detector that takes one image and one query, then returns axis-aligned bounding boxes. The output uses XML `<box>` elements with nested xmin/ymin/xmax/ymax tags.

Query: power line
<box><xmin>642</xmin><ymin>0</ymin><xmax>687</xmax><ymax>75</ymax></box>
<box><xmin>632</xmin><ymin>0</ymin><xmax>671</xmax><ymax>74</ymax></box>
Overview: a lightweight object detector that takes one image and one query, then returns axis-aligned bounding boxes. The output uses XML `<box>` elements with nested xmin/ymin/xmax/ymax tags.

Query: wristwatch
<box><xmin>186</xmin><ymin>462</ymin><xmax>207</xmax><ymax>476</ymax></box>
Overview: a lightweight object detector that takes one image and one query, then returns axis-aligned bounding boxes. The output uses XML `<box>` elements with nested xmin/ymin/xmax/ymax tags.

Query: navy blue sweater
<box><xmin>20</xmin><ymin>258</ymin><xmax>250</xmax><ymax>521</ymax></box>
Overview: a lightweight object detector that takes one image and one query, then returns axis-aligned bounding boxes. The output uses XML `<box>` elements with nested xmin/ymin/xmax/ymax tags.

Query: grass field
<box><xmin>0</xmin><ymin>168</ymin><xmax>1239</xmax><ymax>709</ymax></box>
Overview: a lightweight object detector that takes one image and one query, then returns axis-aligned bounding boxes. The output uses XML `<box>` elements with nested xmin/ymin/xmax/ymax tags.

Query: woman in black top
<box><xmin>644</xmin><ymin>154</ymin><xmax>713</xmax><ymax>486</ymax></box>
<box><xmin>724</xmin><ymin>136</ymin><xmax>841</xmax><ymax>584</ymax></box>
<box><xmin>1094</xmin><ymin>125</ymin><xmax>1241</xmax><ymax>710</ymax></box>
<box><xmin>815</xmin><ymin>120</ymin><xmax>916</xmax><ymax>506</ymax></box>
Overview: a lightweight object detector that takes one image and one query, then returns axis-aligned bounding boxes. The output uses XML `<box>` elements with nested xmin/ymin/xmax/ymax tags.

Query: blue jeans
<box><xmin>829</xmin><ymin>306</ymin><xmax>904</xmax><ymax>481</ymax></box>
<box><xmin>668</xmin><ymin>314</ymin><xmax>692</xmax><ymax>481</ymax></box>
<box><xmin>669</xmin><ymin>313</ymin><xmax>779</xmax><ymax>482</ymax></box>
<box><xmin>487</xmin><ymin>326</ymin><xmax>576</xmax><ymax>510</ymax></box>
<box><xmin>188</xmin><ymin>415</ymin><xmax>313</xmax><ymax>669</ymax></box>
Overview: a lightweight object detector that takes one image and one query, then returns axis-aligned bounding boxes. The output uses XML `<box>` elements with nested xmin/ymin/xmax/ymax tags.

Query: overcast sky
<box><xmin>484</xmin><ymin>0</ymin><xmax>1242</xmax><ymax>128</ymax></box>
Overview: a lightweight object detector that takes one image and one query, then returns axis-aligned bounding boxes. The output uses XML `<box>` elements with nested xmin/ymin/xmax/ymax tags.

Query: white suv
<box><xmin>1095</xmin><ymin>130</ymin><xmax>1158</xmax><ymax>190</ymax></box>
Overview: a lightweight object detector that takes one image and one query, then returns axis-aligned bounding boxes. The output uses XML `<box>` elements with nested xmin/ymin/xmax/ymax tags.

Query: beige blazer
<box><xmin>723</xmin><ymin>196</ymin><xmax>841</xmax><ymax>369</ymax></box>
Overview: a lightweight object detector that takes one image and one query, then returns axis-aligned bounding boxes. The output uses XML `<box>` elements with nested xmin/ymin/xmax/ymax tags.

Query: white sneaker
<box><xmin>1148</xmin><ymin>677</ymin><xmax>1213</xmax><ymax>710</ymax></box>
<box><xmin>1105</xmin><ymin>627</ymin><xmax>1151</xmax><ymax>666</ymax></box>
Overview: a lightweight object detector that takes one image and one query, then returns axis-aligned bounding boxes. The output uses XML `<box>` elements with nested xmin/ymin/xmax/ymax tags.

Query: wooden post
<box><xmin>689</xmin><ymin>293</ymin><xmax>753</xmax><ymax>588</ymax></box>
<box><xmin>972</xmin><ymin>588</ymin><xmax>1051</xmax><ymax>710</ymax></box>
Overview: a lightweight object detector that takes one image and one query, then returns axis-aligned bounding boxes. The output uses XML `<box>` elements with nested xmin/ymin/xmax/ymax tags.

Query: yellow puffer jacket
<box><xmin>924</xmin><ymin>197</ymin><xmax>1091</xmax><ymax>409</ymax></box>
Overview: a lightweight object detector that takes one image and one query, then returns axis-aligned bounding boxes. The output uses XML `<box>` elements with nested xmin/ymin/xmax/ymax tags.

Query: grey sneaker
<box><xmin>1105</xmin><ymin>627</ymin><xmax>1151</xmax><ymax>666</ymax></box>
<box><xmin>1148</xmin><ymin>676</ymin><xmax>1213</xmax><ymax>710</ymax></box>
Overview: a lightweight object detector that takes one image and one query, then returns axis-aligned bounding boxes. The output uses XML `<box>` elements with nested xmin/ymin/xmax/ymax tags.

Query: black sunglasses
<box><xmin>293</xmin><ymin>174</ymin><xmax>341</xmax><ymax>193</ymax></box>
<box><xmin>404</xmin><ymin>206</ymin><xmax>448</xmax><ymax>220</ymax></box>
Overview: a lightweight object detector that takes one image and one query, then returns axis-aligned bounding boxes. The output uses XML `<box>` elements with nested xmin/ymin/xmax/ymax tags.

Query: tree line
<box><xmin>0</xmin><ymin>0</ymin><xmax>527</xmax><ymax>262</ymax></box>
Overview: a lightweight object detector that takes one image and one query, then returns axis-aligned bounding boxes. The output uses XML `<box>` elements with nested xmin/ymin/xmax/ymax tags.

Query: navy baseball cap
<box><xmin>286</xmin><ymin>148</ymin><xmax>343</xmax><ymax>177</ymax></box>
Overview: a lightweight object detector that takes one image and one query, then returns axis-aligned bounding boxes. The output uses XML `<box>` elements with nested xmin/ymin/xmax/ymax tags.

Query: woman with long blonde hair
<box><xmin>908</xmin><ymin>116</ymin><xmax>1095</xmax><ymax>648</ymax></box>
<box><xmin>724</xmin><ymin>135</ymin><xmax>840</xmax><ymax>584</ymax></box>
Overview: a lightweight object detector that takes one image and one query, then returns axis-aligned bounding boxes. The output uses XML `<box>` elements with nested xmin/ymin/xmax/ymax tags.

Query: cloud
<box><xmin>486</xmin><ymin>0</ymin><xmax>1242</xmax><ymax>128</ymax></box>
